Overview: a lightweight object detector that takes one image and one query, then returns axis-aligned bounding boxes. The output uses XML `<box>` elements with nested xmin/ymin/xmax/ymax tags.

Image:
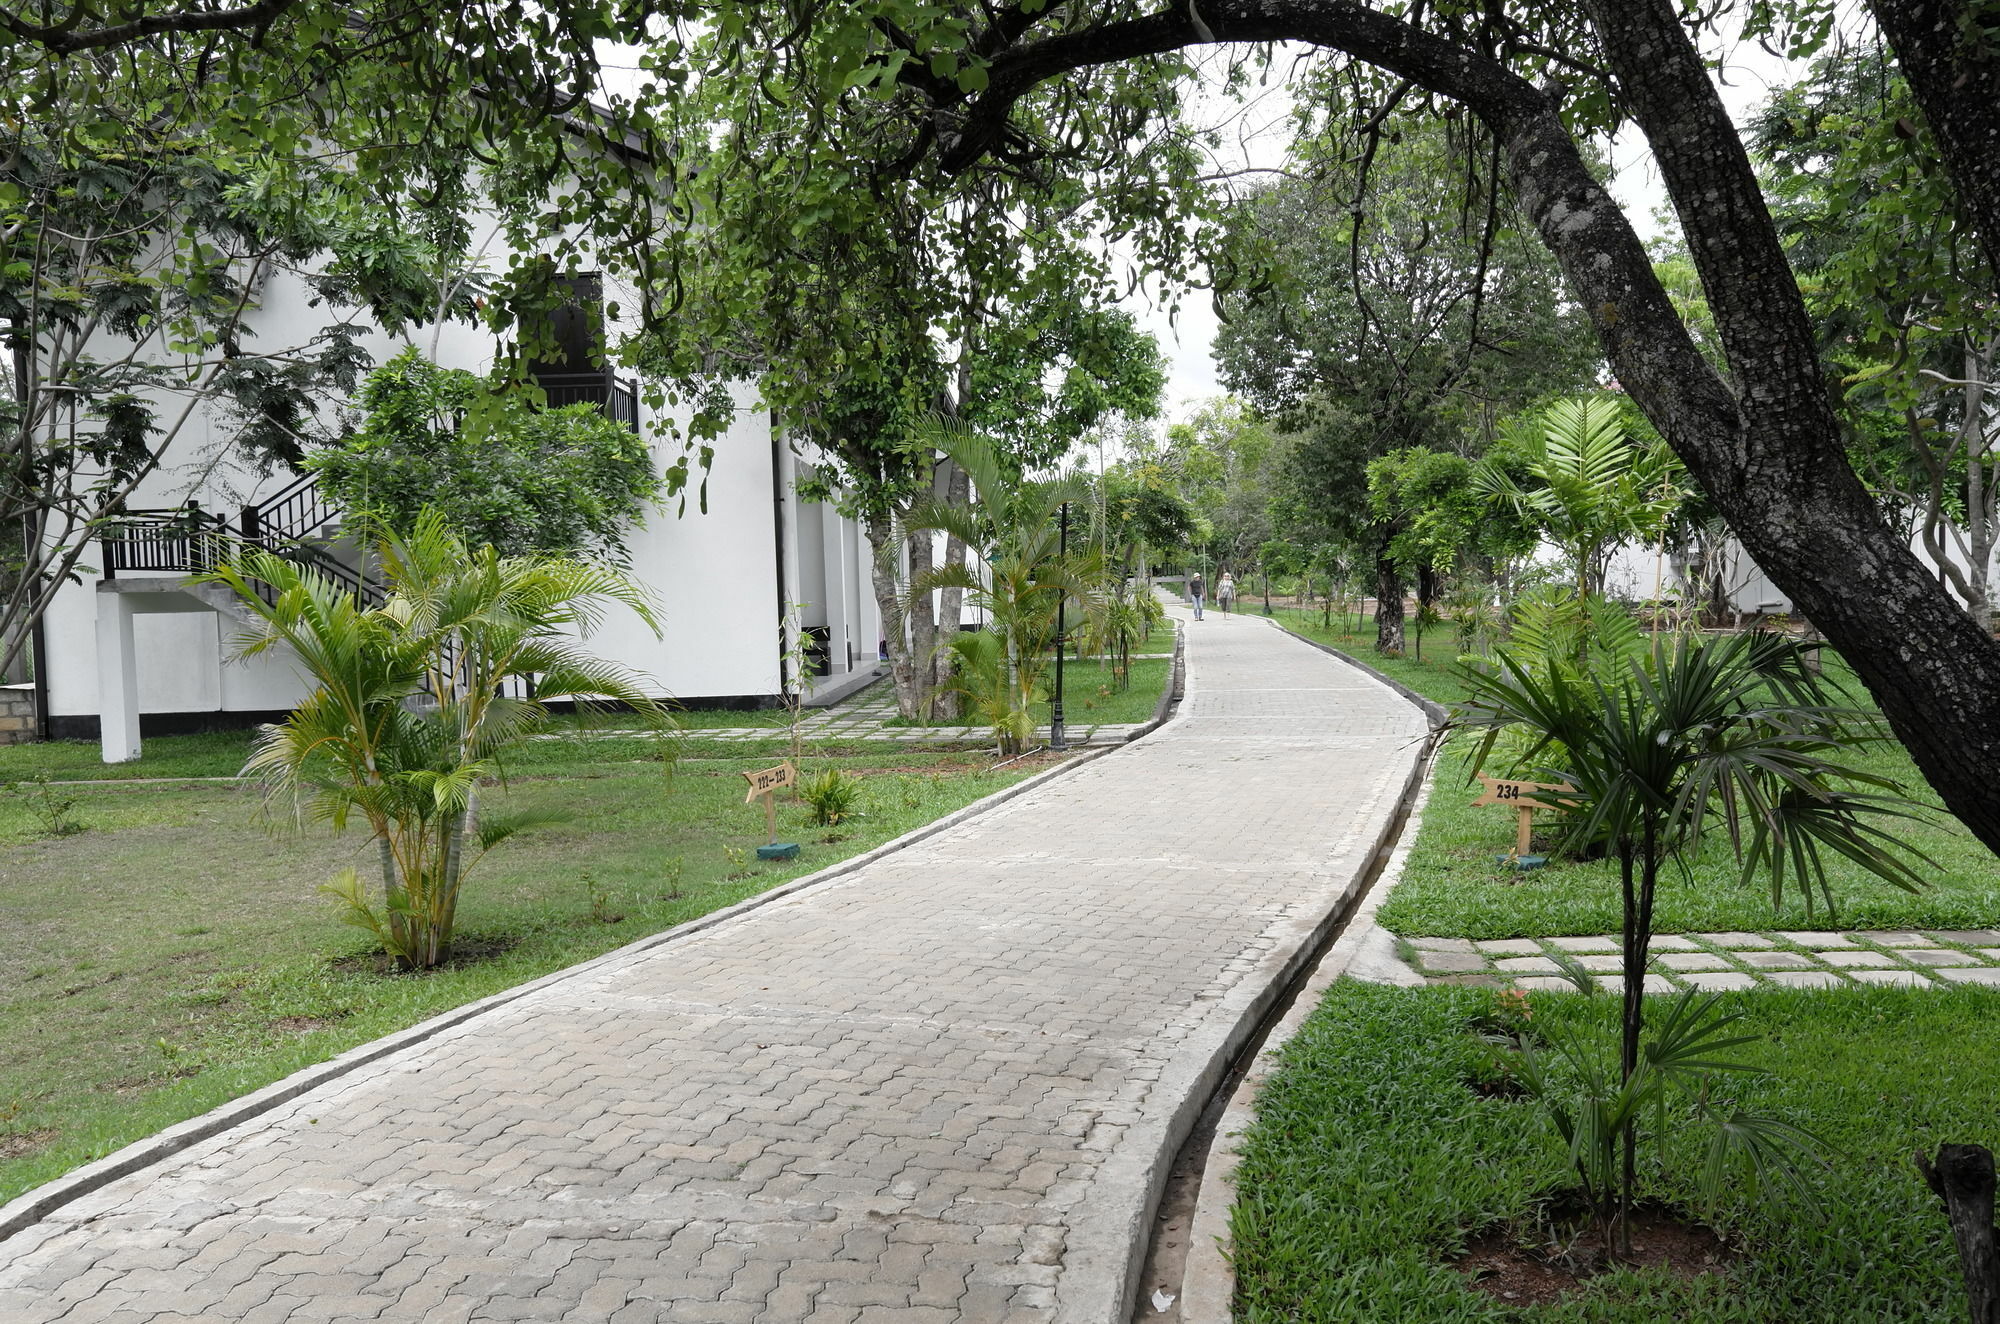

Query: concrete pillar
<box><xmin>96</xmin><ymin>591</ymin><xmax>141</xmax><ymax>763</ymax></box>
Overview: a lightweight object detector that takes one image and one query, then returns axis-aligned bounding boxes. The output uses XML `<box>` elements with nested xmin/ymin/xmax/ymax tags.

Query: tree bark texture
<box><xmin>1917</xmin><ymin>1144</ymin><xmax>2000</xmax><ymax>1324</ymax></box>
<box><xmin>1374</xmin><ymin>555</ymin><xmax>1405</xmax><ymax>654</ymax></box>
<box><xmin>933</xmin><ymin>460</ymin><xmax>972</xmax><ymax>719</ymax></box>
<box><xmin>929</xmin><ymin>0</ymin><xmax>2000</xmax><ymax>855</ymax></box>
<box><xmin>1869</xmin><ymin>0</ymin><xmax>2000</xmax><ymax>297</ymax></box>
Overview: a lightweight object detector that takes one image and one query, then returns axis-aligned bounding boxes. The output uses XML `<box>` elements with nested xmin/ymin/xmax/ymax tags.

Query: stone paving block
<box><xmin>1927</xmin><ymin>930</ymin><xmax>2000</xmax><ymax>946</ymax></box>
<box><xmin>1511</xmin><ymin>977</ymin><xmax>1589</xmax><ymax>994</ymax></box>
<box><xmin>1854</xmin><ymin>931</ymin><xmax>1931</xmax><ymax>947</ymax></box>
<box><xmin>0</xmin><ymin>603</ymin><xmax>1430</xmax><ymax>1324</ymax></box>
<box><xmin>1474</xmin><ymin>939</ymin><xmax>1544</xmax><ymax>957</ymax></box>
<box><xmin>1816</xmin><ymin>950</ymin><xmax>1899</xmax><ymax>969</ymax></box>
<box><xmin>1409</xmin><ymin>937</ymin><xmax>1477</xmax><ymax>954</ymax></box>
<box><xmin>1900</xmin><ymin>949</ymin><xmax>1979</xmax><ymax>967</ymax></box>
<box><xmin>1646</xmin><ymin>936</ymin><xmax>1700</xmax><ymax>952</ymax></box>
<box><xmin>1493</xmin><ymin>956</ymin><xmax>1560</xmax><ymax>974</ymax></box>
<box><xmin>1736</xmin><ymin>950</ymin><xmax>1816</xmax><ymax>970</ymax></box>
<box><xmin>1761</xmin><ymin>971</ymin><xmax>1845</xmax><ymax>989</ymax></box>
<box><xmin>1655</xmin><ymin>952</ymin><xmax>1737</xmax><ymax>972</ymax></box>
<box><xmin>1547</xmin><ymin>935</ymin><xmax>1620</xmax><ymax>953</ymax></box>
<box><xmin>1594</xmin><ymin>974</ymin><xmax>1677</xmax><ymax>996</ymax></box>
<box><xmin>1981</xmin><ymin>949</ymin><xmax>2000</xmax><ymax>962</ymax></box>
<box><xmin>1573</xmin><ymin>954</ymin><xmax>1627</xmax><ymax>973</ymax></box>
<box><xmin>1933</xmin><ymin>967</ymin><xmax>2000</xmax><ymax>986</ymax></box>
<box><xmin>1776</xmin><ymin>931</ymin><xmax>1853</xmax><ymax>947</ymax></box>
<box><xmin>1847</xmin><ymin>969</ymin><xmax>1932</xmax><ymax>988</ymax></box>
<box><xmin>1696</xmin><ymin>932</ymin><xmax>1775</xmax><ymax>949</ymax></box>
<box><xmin>1680</xmin><ymin>971</ymin><xmax>1758</xmax><ymax>992</ymax></box>
<box><xmin>1415</xmin><ymin>951</ymin><xmax>1487</xmax><ymax>974</ymax></box>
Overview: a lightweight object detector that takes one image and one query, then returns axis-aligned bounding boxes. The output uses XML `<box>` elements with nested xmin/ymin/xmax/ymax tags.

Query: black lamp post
<box><xmin>1050</xmin><ymin>501</ymin><xmax>1069</xmax><ymax>751</ymax></box>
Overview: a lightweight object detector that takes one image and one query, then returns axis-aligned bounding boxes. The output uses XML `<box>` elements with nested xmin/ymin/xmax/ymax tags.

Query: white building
<box><xmin>37</xmin><ymin>260</ymin><xmax>886</xmax><ymax>759</ymax></box>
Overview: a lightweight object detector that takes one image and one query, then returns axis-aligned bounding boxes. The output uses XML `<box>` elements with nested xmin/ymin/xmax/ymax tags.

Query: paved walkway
<box><xmin>1398</xmin><ymin>927</ymin><xmax>2000</xmax><ymax>994</ymax></box>
<box><xmin>0</xmin><ymin>612</ymin><xmax>1425</xmax><ymax>1322</ymax></box>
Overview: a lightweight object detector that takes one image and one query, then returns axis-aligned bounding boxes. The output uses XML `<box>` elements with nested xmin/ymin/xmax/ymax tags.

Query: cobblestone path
<box><xmin>0</xmin><ymin>611</ymin><xmax>1426</xmax><ymax>1323</ymax></box>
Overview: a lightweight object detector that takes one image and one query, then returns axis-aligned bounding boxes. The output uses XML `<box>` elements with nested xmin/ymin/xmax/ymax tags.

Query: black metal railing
<box><xmin>241</xmin><ymin>470</ymin><xmax>336</xmax><ymax>547</ymax></box>
<box><xmin>537</xmin><ymin>371</ymin><xmax>640</xmax><ymax>431</ymax></box>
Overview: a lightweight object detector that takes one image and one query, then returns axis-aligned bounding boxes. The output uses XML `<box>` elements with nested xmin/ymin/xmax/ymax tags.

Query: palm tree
<box><xmin>900</xmin><ymin>420</ymin><xmax>1101</xmax><ymax>755</ymax></box>
<box><xmin>207</xmin><ymin>510</ymin><xmax>674</xmax><ymax>969</ymax></box>
<box><xmin>1455</xmin><ymin>631</ymin><xmax>1929</xmax><ymax>1247</ymax></box>
<box><xmin>1475</xmin><ymin>395</ymin><xmax>1686</xmax><ymax>596</ymax></box>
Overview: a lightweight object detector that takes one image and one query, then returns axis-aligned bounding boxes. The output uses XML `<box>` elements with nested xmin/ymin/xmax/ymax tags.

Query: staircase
<box><xmin>101</xmin><ymin>472</ymin><xmax>379</xmax><ymax>613</ymax></box>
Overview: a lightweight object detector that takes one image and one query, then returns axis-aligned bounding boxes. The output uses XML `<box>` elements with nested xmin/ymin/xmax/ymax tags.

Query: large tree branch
<box><xmin>931</xmin><ymin>0</ymin><xmax>2000</xmax><ymax>853</ymax></box>
<box><xmin>0</xmin><ymin>0</ymin><xmax>302</xmax><ymax>54</ymax></box>
<box><xmin>1868</xmin><ymin>0</ymin><xmax>2000</xmax><ymax>295</ymax></box>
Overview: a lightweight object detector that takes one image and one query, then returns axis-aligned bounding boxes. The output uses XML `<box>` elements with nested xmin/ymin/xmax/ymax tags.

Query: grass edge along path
<box><xmin>1256</xmin><ymin>607</ymin><xmax>2000</xmax><ymax>938</ymax></box>
<box><xmin>0</xmin><ymin>750</ymin><xmax>1072</xmax><ymax>1207</ymax></box>
<box><xmin>1229</xmin><ymin>979</ymin><xmax>2000</xmax><ymax>1323</ymax></box>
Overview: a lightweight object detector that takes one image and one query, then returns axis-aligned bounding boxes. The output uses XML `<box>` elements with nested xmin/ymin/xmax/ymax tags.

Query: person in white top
<box><xmin>1217</xmin><ymin>571</ymin><xmax>1236</xmax><ymax>615</ymax></box>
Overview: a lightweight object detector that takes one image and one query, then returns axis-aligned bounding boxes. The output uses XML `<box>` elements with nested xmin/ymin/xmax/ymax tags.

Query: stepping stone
<box><xmin>1816</xmin><ymin>950</ymin><xmax>1899</xmax><ymax>969</ymax></box>
<box><xmin>1680</xmin><ymin>971</ymin><xmax>1757</xmax><ymax>992</ymax></box>
<box><xmin>1494</xmin><ymin>956</ymin><xmax>1561</xmax><ymax>974</ymax></box>
<box><xmin>1928</xmin><ymin>930</ymin><xmax>2000</xmax><ymax>946</ymax></box>
<box><xmin>1596</xmin><ymin>974</ymin><xmax>1678</xmax><ymax>996</ymax></box>
<box><xmin>1574</xmin><ymin>954</ymin><xmax>1627</xmax><ymax>973</ymax></box>
<box><xmin>1853</xmin><ymin>931</ymin><xmax>1931</xmax><ymax>947</ymax></box>
<box><xmin>1510</xmin><ymin>977</ymin><xmax>1585</xmax><ymax>994</ymax></box>
<box><xmin>1475</xmin><ymin>938</ymin><xmax>1545</xmax><ymax>957</ymax></box>
<box><xmin>1901</xmin><ymin>948</ymin><xmax>1979</xmax><ymax>967</ymax></box>
<box><xmin>1737</xmin><ymin>950</ymin><xmax>1815</xmax><ymax>970</ymax></box>
<box><xmin>1548</xmin><ymin>935</ymin><xmax>1620</xmax><ymax>953</ymax></box>
<box><xmin>1762</xmin><ymin>971</ymin><xmax>1844</xmax><ymax>989</ymax></box>
<box><xmin>1417</xmin><ymin>951</ymin><xmax>1488</xmax><ymax>974</ymax></box>
<box><xmin>1409</xmin><ymin>937</ymin><xmax>1477</xmax><ymax>954</ymax></box>
<box><xmin>1847</xmin><ymin>969</ymin><xmax>1931</xmax><ymax>988</ymax></box>
<box><xmin>1934</xmin><ymin>967</ymin><xmax>2000</xmax><ymax>987</ymax></box>
<box><xmin>1656</xmin><ymin>951</ymin><xmax>1737</xmax><ymax>972</ymax></box>
<box><xmin>1776</xmin><ymin>930</ymin><xmax>1852</xmax><ymax>947</ymax></box>
<box><xmin>1647</xmin><ymin>936</ymin><xmax>1700</xmax><ymax>952</ymax></box>
<box><xmin>1696</xmin><ymin>932</ymin><xmax>1775</xmax><ymax>949</ymax></box>
<box><xmin>1427</xmin><ymin>972</ymin><xmax>1501</xmax><ymax>988</ymax></box>
<box><xmin>1981</xmin><ymin>949</ymin><xmax>2000</xmax><ymax>962</ymax></box>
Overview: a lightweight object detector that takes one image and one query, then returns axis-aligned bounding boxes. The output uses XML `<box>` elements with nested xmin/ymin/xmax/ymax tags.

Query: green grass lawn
<box><xmin>1231</xmin><ymin>980</ymin><xmax>2000</xmax><ymax>1322</ymax></box>
<box><xmin>883</xmin><ymin>653</ymin><xmax>1172</xmax><ymax>730</ymax></box>
<box><xmin>1252</xmin><ymin>608</ymin><xmax>2000</xmax><ymax>936</ymax></box>
<box><xmin>0</xmin><ymin>742</ymin><xmax>1043</xmax><ymax>1202</ymax></box>
<box><xmin>1376</xmin><ymin>739</ymin><xmax>2000</xmax><ymax>937</ymax></box>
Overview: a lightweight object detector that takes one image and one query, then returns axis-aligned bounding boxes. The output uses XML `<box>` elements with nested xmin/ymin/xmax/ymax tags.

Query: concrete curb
<box><xmin>1171</xmin><ymin>639</ymin><xmax>1444</xmax><ymax>1324</ymax></box>
<box><xmin>1132</xmin><ymin>621</ymin><xmax>1186</xmax><ymax>739</ymax></box>
<box><xmin>1062</xmin><ymin>617</ymin><xmax>1434</xmax><ymax>1324</ymax></box>
<box><xmin>0</xmin><ymin>736</ymin><xmax>1132</xmax><ymax>1247</ymax></box>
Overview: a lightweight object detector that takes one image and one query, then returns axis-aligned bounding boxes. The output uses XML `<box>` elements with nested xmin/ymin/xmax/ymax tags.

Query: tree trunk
<box><xmin>933</xmin><ymin>461</ymin><xmax>971</xmax><ymax>718</ymax></box>
<box><xmin>933</xmin><ymin>0</ymin><xmax>2000</xmax><ymax>852</ymax></box>
<box><xmin>1869</xmin><ymin>1</ymin><xmax>2000</xmax><ymax>297</ymax></box>
<box><xmin>865</xmin><ymin>511</ymin><xmax>926</xmax><ymax>721</ymax></box>
<box><xmin>1374</xmin><ymin>556</ymin><xmax>1405</xmax><ymax>655</ymax></box>
<box><xmin>1917</xmin><ymin>1144</ymin><xmax>2000</xmax><ymax>1324</ymax></box>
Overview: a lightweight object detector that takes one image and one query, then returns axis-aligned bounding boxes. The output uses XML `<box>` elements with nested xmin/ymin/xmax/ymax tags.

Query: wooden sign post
<box><xmin>742</xmin><ymin>762</ymin><xmax>798</xmax><ymax>854</ymax></box>
<box><xmin>1471</xmin><ymin>775</ymin><xmax>1576</xmax><ymax>865</ymax></box>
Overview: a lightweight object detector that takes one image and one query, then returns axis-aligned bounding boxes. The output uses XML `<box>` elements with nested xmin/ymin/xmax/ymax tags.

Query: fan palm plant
<box><xmin>900</xmin><ymin>419</ymin><xmax>1101</xmax><ymax>755</ymax></box>
<box><xmin>1455</xmin><ymin>630</ymin><xmax>1930</xmax><ymax>1249</ymax></box>
<box><xmin>207</xmin><ymin>510</ymin><xmax>675</xmax><ymax>969</ymax></box>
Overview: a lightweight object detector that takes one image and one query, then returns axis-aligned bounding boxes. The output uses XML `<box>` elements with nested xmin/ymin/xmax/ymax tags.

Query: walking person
<box><xmin>1217</xmin><ymin>570</ymin><xmax>1236</xmax><ymax>616</ymax></box>
<box><xmin>1188</xmin><ymin>570</ymin><xmax>1206</xmax><ymax>620</ymax></box>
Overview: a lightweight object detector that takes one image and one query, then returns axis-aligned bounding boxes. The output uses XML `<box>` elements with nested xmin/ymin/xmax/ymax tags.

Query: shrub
<box><xmin>798</xmin><ymin>769</ymin><xmax>860</xmax><ymax>826</ymax></box>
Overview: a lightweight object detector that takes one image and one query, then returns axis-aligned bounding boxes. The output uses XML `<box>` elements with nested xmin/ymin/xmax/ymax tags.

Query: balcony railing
<box><xmin>536</xmin><ymin>372</ymin><xmax>640</xmax><ymax>431</ymax></box>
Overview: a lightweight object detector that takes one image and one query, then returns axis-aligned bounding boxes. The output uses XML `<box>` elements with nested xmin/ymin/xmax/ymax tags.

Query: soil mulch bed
<box><xmin>1457</xmin><ymin>1202</ymin><xmax>1735</xmax><ymax>1306</ymax></box>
